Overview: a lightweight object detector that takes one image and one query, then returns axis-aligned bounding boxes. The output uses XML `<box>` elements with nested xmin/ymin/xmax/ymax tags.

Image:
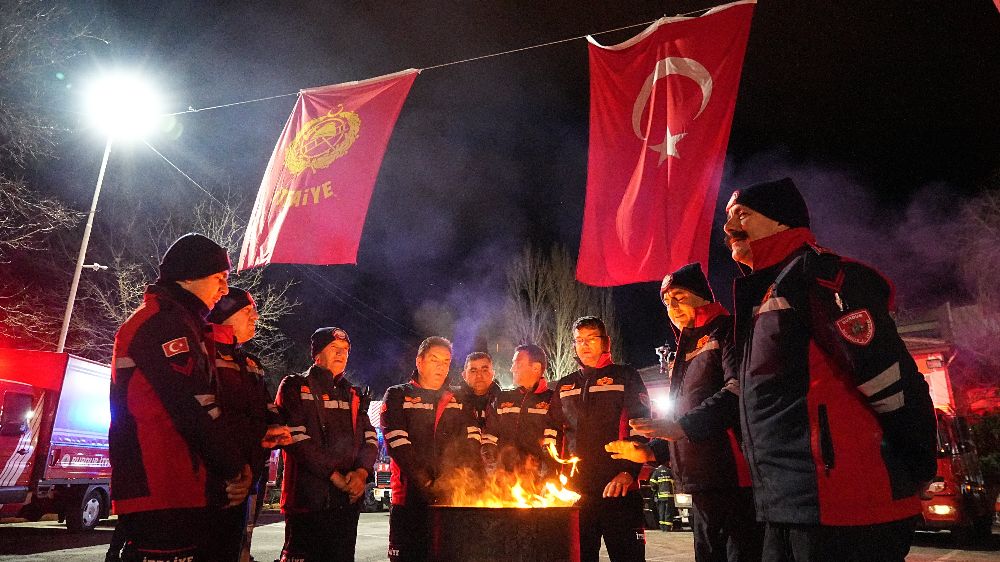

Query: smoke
<box><xmin>720</xmin><ymin>150</ymin><xmax>969</xmax><ymax>313</ymax></box>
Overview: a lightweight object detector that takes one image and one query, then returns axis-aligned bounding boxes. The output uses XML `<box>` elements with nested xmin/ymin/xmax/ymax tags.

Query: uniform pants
<box><xmin>689</xmin><ymin>487</ymin><xmax>762</xmax><ymax>562</ymax></box>
<box><xmin>118</xmin><ymin>508</ymin><xmax>210</xmax><ymax>562</ymax></box>
<box><xmin>281</xmin><ymin>506</ymin><xmax>360</xmax><ymax>562</ymax></box>
<box><xmin>388</xmin><ymin>504</ymin><xmax>430</xmax><ymax>562</ymax></box>
<box><xmin>203</xmin><ymin>503</ymin><xmax>245</xmax><ymax>562</ymax></box>
<box><xmin>578</xmin><ymin>494</ymin><xmax>646</xmax><ymax>562</ymax></box>
<box><xmin>761</xmin><ymin>516</ymin><xmax>917</xmax><ymax>562</ymax></box>
<box><xmin>656</xmin><ymin>500</ymin><xmax>675</xmax><ymax>529</ymax></box>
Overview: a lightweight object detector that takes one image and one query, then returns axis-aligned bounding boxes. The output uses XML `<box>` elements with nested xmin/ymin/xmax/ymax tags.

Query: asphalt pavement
<box><xmin>1</xmin><ymin>511</ymin><xmax>998</xmax><ymax>561</ymax></box>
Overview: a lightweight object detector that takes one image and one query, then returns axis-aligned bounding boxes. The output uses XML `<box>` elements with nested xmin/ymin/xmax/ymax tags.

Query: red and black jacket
<box><xmin>658</xmin><ymin>303</ymin><xmax>750</xmax><ymax>494</ymax></box>
<box><xmin>734</xmin><ymin>228</ymin><xmax>937</xmax><ymax>526</ymax></box>
<box><xmin>482</xmin><ymin>379</ymin><xmax>558</xmax><ymax>469</ymax></box>
<box><xmin>207</xmin><ymin>325</ymin><xmax>275</xmax><ymax>485</ymax></box>
<box><xmin>548</xmin><ymin>360</ymin><xmax>650</xmax><ymax>498</ymax></box>
<box><xmin>109</xmin><ymin>283</ymin><xmax>244</xmax><ymax>515</ymax></box>
<box><xmin>453</xmin><ymin>380</ymin><xmax>502</xmax><ymax>430</ymax></box>
<box><xmin>275</xmin><ymin>365</ymin><xmax>378</xmax><ymax>514</ymax></box>
<box><xmin>379</xmin><ymin>375</ymin><xmax>480</xmax><ymax>506</ymax></box>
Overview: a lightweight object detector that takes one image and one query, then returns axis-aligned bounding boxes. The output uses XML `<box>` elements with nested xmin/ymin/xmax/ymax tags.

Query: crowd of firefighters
<box><xmin>106</xmin><ymin>177</ymin><xmax>938</xmax><ymax>562</ymax></box>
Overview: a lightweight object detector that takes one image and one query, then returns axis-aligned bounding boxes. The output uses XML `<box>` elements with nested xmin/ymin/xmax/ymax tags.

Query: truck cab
<box><xmin>0</xmin><ymin>349</ymin><xmax>112</xmax><ymax>531</ymax></box>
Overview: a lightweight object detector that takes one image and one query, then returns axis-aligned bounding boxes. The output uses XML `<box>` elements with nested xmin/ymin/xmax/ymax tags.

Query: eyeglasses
<box><xmin>572</xmin><ymin>336</ymin><xmax>605</xmax><ymax>346</ymax></box>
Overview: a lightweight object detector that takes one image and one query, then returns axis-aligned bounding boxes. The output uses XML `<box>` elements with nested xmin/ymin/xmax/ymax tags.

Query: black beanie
<box><xmin>730</xmin><ymin>177</ymin><xmax>810</xmax><ymax>228</ymax></box>
<box><xmin>310</xmin><ymin>327</ymin><xmax>351</xmax><ymax>358</ymax></box>
<box><xmin>660</xmin><ymin>262</ymin><xmax>715</xmax><ymax>303</ymax></box>
<box><xmin>207</xmin><ymin>287</ymin><xmax>254</xmax><ymax>324</ymax></box>
<box><xmin>157</xmin><ymin>233</ymin><xmax>231</xmax><ymax>283</ymax></box>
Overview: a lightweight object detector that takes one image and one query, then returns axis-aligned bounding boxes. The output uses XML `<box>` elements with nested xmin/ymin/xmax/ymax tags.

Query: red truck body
<box><xmin>0</xmin><ymin>348</ymin><xmax>112</xmax><ymax>530</ymax></box>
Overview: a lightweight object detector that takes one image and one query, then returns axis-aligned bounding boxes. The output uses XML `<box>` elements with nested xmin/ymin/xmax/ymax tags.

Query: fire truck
<box><xmin>366</xmin><ymin>400</ymin><xmax>392</xmax><ymax>512</ymax></box>
<box><xmin>0</xmin><ymin>349</ymin><xmax>112</xmax><ymax>531</ymax></box>
<box><xmin>899</xmin><ymin>311</ymin><xmax>996</xmax><ymax>542</ymax></box>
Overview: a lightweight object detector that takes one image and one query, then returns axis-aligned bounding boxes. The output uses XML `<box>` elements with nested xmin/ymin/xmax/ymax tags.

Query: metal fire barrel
<box><xmin>429</xmin><ymin>506</ymin><xmax>580</xmax><ymax>562</ymax></box>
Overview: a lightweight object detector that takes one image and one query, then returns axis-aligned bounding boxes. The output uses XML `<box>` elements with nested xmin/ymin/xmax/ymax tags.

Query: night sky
<box><xmin>36</xmin><ymin>0</ymin><xmax>1000</xmax><ymax>392</ymax></box>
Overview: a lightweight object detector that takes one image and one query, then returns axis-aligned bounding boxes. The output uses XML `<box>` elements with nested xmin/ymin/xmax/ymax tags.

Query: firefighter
<box><xmin>454</xmin><ymin>351</ymin><xmax>501</xmax><ymax>430</ymax></box>
<box><xmin>610</xmin><ymin>263</ymin><xmax>762</xmax><ymax>562</ymax></box>
<box><xmin>381</xmin><ymin>337</ymin><xmax>482</xmax><ymax>562</ymax></box>
<box><xmin>723</xmin><ymin>177</ymin><xmax>936</xmax><ymax>561</ymax></box>
<box><xmin>109</xmin><ymin>233</ymin><xmax>251</xmax><ymax>562</ymax></box>
<box><xmin>205</xmin><ymin>287</ymin><xmax>291</xmax><ymax>562</ymax></box>
<box><xmin>648</xmin><ymin>463</ymin><xmax>675</xmax><ymax>531</ymax></box>
<box><xmin>274</xmin><ymin>327</ymin><xmax>379</xmax><ymax>561</ymax></box>
<box><xmin>548</xmin><ymin>316</ymin><xmax>650</xmax><ymax>562</ymax></box>
<box><xmin>481</xmin><ymin>344</ymin><xmax>558</xmax><ymax>475</ymax></box>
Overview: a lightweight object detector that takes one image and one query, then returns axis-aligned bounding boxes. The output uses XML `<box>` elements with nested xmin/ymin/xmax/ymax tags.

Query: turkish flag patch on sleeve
<box><xmin>162</xmin><ymin>337</ymin><xmax>191</xmax><ymax>357</ymax></box>
<box><xmin>835</xmin><ymin>309</ymin><xmax>875</xmax><ymax>346</ymax></box>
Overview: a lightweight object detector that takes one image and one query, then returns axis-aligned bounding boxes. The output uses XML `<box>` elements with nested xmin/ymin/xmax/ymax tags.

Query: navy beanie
<box><xmin>157</xmin><ymin>233</ymin><xmax>231</xmax><ymax>283</ymax></box>
<box><xmin>207</xmin><ymin>287</ymin><xmax>253</xmax><ymax>324</ymax></box>
<box><xmin>660</xmin><ymin>263</ymin><xmax>714</xmax><ymax>303</ymax></box>
<box><xmin>311</xmin><ymin>327</ymin><xmax>351</xmax><ymax>358</ymax></box>
<box><xmin>730</xmin><ymin>177</ymin><xmax>810</xmax><ymax>228</ymax></box>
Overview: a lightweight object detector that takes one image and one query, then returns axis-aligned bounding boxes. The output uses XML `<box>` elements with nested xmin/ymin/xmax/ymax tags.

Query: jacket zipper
<box><xmin>817</xmin><ymin>404</ymin><xmax>835</xmax><ymax>476</ymax></box>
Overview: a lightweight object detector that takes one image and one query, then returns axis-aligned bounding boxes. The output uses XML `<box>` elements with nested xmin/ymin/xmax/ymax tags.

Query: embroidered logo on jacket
<box><xmin>534</xmin><ymin>401</ymin><xmax>549</xmax><ymax>410</ymax></box>
<box><xmin>300</xmin><ymin>385</ymin><xmax>311</xmax><ymax>393</ymax></box>
<box><xmin>596</xmin><ymin>377</ymin><xmax>614</xmax><ymax>386</ymax></box>
<box><xmin>162</xmin><ymin>337</ymin><xmax>190</xmax><ymax>357</ymax></box>
<box><xmin>695</xmin><ymin>335</ymin><xmax>710</xmax><ymax>350</ymax></box>
<box><xmin>404</xmin><ymin>396</ymin><xmax>423</xmax><ymax>403</ymax></box>
<box><xmin>560</xmin><ymin>385</ymin><xmax>575</xmax><ymax>391</ymax></box>
<box><xmin>836</xmin><ymin>309</ymin><xmax>875</xmax><ymax>346</ymax></box>
<box><xmin>500</xmin><ymin>401</ymin><xmax>515</xmax><ymax>409</ymax></box>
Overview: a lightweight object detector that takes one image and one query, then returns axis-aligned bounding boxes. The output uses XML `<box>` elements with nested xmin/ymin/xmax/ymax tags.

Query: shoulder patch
<box><xmin>836</xmin><ymin>309</ymin><xmax>875</xmax><ymax>346</ymax></box>
<box><xmin>162</xmin><ymin>337</ymin><xmax>190</xmax><ymax>357</ymax></box>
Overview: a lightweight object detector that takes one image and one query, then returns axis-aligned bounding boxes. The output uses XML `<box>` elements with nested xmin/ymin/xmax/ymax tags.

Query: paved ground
<box><xmin>1</xmin><ymin>511</ymin><xmax>998</xmax><ymax>561</ymax></box>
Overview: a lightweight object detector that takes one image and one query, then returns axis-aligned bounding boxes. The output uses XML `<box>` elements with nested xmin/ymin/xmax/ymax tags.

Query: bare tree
<box><xmin>0</xmin><ymin>1</ymin><xmax>103</xmax><ymax>166</ymax></box>
<box><xmin>0</xmin><ymin>175</ymin><xmax>81</xmax><ymax>261</ymax></box>
<box><xmin>953</xmin><ymin>182</ymin><xmax>1000</xmax><ymax>371</ymax></box>
<box><xmin>506</xmin><ymin>244</ymin><xmax>620</xmax><ymax>379</ymax></box>
<box><xmin>75</xmin><ymin>197</ymin><xmax>299</xmax><ymax>372</ymax></box>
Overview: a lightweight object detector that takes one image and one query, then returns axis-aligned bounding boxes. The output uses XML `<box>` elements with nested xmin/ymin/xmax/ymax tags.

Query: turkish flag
<box><xmin>239</xmin><ymin>69</ymin><xmax>419</xmax><ymax>270</ymax></box>
<box><xmin>577</xmin><ymin>1</ymin><xmax>755</xmax><ymax>286</ymax></box>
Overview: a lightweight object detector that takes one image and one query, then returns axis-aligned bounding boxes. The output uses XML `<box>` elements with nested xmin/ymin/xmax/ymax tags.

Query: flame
<box><xmin>545</xmin><ymin>442</ymin><xmax>580</xmax><ymax>477</ymax></box>
<box><xmin>437</xmin><ymin>462</ymin><xmax>580</xmax><ymax>508</ymax></box>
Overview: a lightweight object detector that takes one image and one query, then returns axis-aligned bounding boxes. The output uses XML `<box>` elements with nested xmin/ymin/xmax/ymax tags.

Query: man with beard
<box><xmin>722</xmin><ymin>177</ymin><xmax>936</xmax><ymax>561</ymax></box>
<box><xmin>549</xmin><ymin>317</ymin><xmax>650</xmax><ymax>562</ymax></box>
<box><xmin>109</xmin><ymin>233</ymin><xmax>251</xmax><ymax>562</ymax></box>
<box><xmin>275</xmin><ymin>327</ymin><xmax>379</xmax><ymax>561</ymax></box>
<box><xmin>381</xmin><ymin>337</ymin><xmax>481</xmax><ymax>562</ymax></box>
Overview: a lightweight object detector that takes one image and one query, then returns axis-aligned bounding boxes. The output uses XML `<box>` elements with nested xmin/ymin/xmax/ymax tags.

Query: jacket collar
<box><xmin>749</xmin><ymin>227</ymin><xmax>816</xmax><ymax>271</ymax></box>
<box><xmin>309</xmin><ymin>364</ymin><xmax>347</xmax><ymax>389</ymax></box>
<box><xmin>577</xmin><ymin>351</ymin><xmax>614</xmax><ymax>373</ymax></box>
<box><xmin>692</xmin><ymin>302</ymin><xmax>730</xmax><ymax>328</ymax></box>
<box><xmin>147</xmin><ymin>282</ymin><xmax>210</xmax><ymax>321</ymax></box>
<box><xmin>519</xmin><ymin>377</ymin><xmax>549</xmax><ymax>395</ymax></box>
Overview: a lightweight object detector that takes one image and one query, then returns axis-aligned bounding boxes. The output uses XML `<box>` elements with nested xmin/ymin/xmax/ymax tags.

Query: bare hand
<box><xmin>602</xmin><ymin>472</ymin><xmax>634</xmax><ymax>498</ymax></box>
<box><xmin>343</xmin><ymin>468</ymin><xmax>368</xmax><ymax>503</ymax></box>
<box><xmin>260</xmin><ymin>425</ymin><xmax>293</xmax><ymax>448</ymax></box>
<box><xmin>225</xmin><ymin>464</ymin><xmax>252</xmax><ymax>507</ymax></box>
<box><xmin>629</xmin><ymin>418</ymin><xmax>687</xmax><ymax>440</ymax></box>
<box><xmin>605</xmin><ymin>440</ymin><xmax>655</xmax><ymax>463</ymax></box>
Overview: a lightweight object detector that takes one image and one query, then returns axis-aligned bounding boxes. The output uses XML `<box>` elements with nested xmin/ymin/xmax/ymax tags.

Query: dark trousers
<box><xmin>656</xmin><ymin>499</ymin><xmax>675</xmax><ymax>529</ymax></box>
<box><xmin>203</xmin><ymin>504</ymin><xmax>245</xmax><ymax>562</ymax></box>
<box><xmin>118</xmin><ymin>508</ymin><xmax>210</xmax><ymax>562</ymax></box>
<box><xmin>388</xmin><ymin>504</ymin><xmax>430</xmax><ymax>562</ymax></box>
<box><xmin>690</xmin><ymin>488</ymin><xmax>762</xmax><ymax>562</ymax></box>
<box><xmin>761</xmin><ymin>516</ymin><xmax>917</xmax><ymax>562</ymax></box>
<box><xmin>578</xmin><ymin>494</ymin><xmax>646</xmax><ymax>562</ymax></box>
<box><xmin>281</xmin><ymin>506</ymin><xmax>361</xmax><ymax>562</ymax></box>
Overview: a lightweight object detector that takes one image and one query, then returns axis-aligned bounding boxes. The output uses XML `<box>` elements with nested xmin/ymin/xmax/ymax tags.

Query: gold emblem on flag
<box><xmin>284</xmin><ymin>105</ymin><xmax>361</xmax><ymax>175</ymax></box>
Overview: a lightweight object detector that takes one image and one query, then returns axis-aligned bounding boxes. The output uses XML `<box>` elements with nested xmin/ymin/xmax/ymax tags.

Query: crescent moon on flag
<box><xmin>631</xmin><ymin>57</ymin><xmax>713</xmax><ymax>163</ymax></box>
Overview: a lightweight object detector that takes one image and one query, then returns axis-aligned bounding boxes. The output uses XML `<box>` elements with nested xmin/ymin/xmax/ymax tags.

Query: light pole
<box><xmin>56</xmin><ymin>73</ymin><xmax>162</xmax><ymax>353</ymax></box>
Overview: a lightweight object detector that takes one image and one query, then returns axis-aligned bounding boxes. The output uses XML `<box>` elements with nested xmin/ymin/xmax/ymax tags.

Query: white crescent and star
<box><xmin>631</xmin><ymin>57</ymin><xmax>713</xmax><ymax>164</ymax></box>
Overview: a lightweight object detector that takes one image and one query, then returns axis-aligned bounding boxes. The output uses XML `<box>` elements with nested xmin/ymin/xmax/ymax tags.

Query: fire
<box><xmin>439</xmin><ymin>466</ymin><xmax>581</xmax><ymax>508</ymax></box>
<box><xmin>545</xmin><ymin>442</ymin><xmax>580</xmax><ymax>477</ymax></box>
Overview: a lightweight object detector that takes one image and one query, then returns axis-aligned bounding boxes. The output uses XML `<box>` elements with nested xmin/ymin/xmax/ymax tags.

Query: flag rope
<box><xmin>142</xmin><ymin>140</ymin><xmax>420</xmax><ymax>345</ymax></box>
<box><xmin>166</xmin><ymin>6</ymin><xmax>716</xmax><ymax>117</ymax></box>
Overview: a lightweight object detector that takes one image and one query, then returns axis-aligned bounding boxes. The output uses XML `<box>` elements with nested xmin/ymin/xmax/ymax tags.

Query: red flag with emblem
<box><xmin>239</xmin><ymin>69</ymin><xmax>419</xmax><ymax>270</ymax></box>
<box><xmin>577</xmin><ymin>1</ymin><xmax>755</xmax><ymax>286</ymax></box>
